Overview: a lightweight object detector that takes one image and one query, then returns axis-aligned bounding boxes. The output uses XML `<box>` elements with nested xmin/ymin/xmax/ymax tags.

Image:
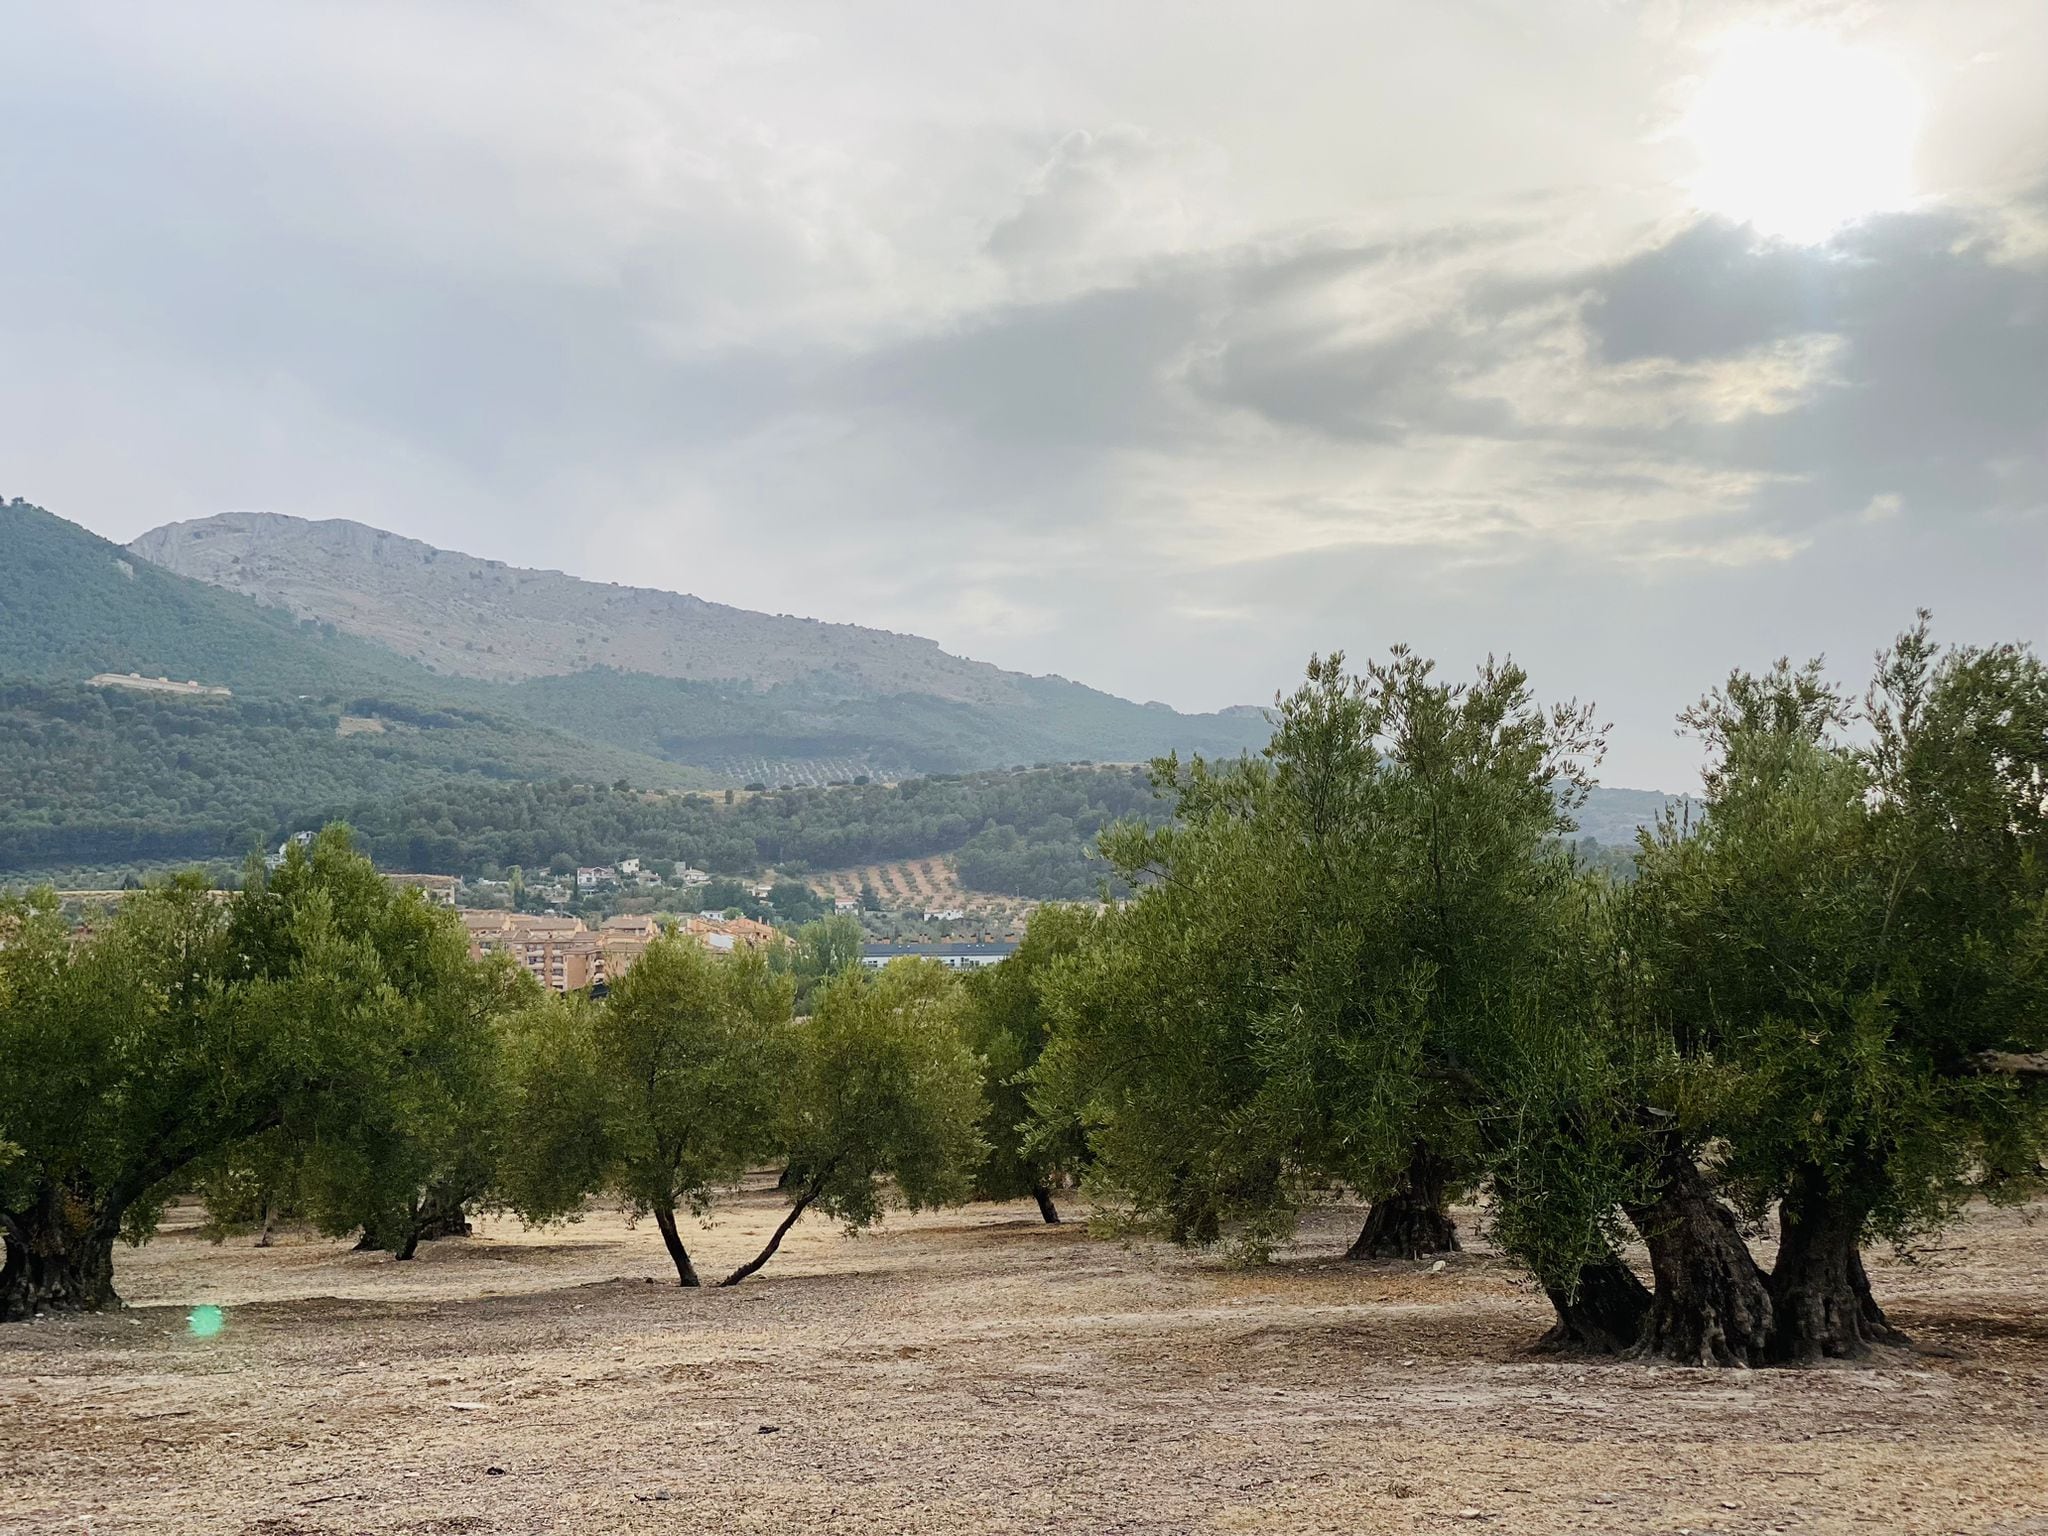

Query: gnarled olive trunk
<box><xmin>1624</xmin><ymin>1147</ymin><xmax>1773</xmax><ymax>1367</ymax></box>
<box><xmin>418</xmin><ymin>1199</ymin><xmax>472</xmax><ymax>1241</ymax></box>
<box><xmin>651</xmin><ymin>1203</ymin><xmax>702</xmax><ymax>1287</ymax></box>
<box><xmin>1346</xmin><ymin>1142</ymin><xmax>1460</xmax><ymax>1260</ymax></box>
<box><xmin>1</xmin><ymin>1191</ymin><xmax>122</xmax><ymax>1321</ymax></box>
<box><xmin>1031</xmin><ymin>1184</ymin><xmax>1061</xmax><ymax>1225</ymax></box>
<box><xmin>1769</xmin><ymin>1172</ymin><xmax>1907</xmax><ymax>1363</ymax></box>
<box><xmin>362</xmin><ymin>1192</ymin><xmax>474</xmax><ymax>1258</ymax></box>
<box><xmin>1535</xmin><ymin>1249</ymin><xmax>1653</xmax><ymax>1355</ymax></box>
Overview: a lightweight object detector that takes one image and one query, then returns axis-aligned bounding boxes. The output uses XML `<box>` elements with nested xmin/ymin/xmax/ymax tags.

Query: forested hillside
<box><xmin>247</xmin><ymin>764</ymin><xmax>1170</xmax><ymax>896</ymax></box>
<box><xmin>0</xmin><ymin>693</ymin><xmax>1164</xmax><ymax>887</ymax></box>
<box><xmin>0</xmin><ymin>682</ymin><xmax>697</xmax><ymax>879</ymax></box>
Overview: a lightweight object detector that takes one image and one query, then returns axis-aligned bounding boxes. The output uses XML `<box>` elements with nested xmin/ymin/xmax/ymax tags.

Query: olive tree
<box><xmin>959</xmin><ymin>904</ymin><xmax>1101</xmax><ymax>1223</ymax></box>
<box><xmin>1630</xmin><ymin>620</ymin><xmax>2048</xmax><ymax>1362</ymax></box>
<box><xmin>1032</xmin><ymin>753</ymin><xmax>1303</xmax><ymax>1257</ymax></box>
<box><xmin>1037</xmin><ymin>649</ymin><xmax>1620</xmax><ymax>1317</ymax></box>
<box><xmin>1</xmin><ymin>882</ymin><xmax>238</xmax><ymax>1317</ymax></box>
<box><xmin>1</xmin><ymin>827</ymin><xmax>514</xmax><ymax>1316</ymax></box>
<box><xmin>235</xmin><ymin>831</ymin><xmax>535</xmax><ymax>1262</ymax></box>
<box><xmin>297</xmin><ymin>957</ymin><xmax>534</xmax><ymax>1260</ymax></box>
<box><xmin>505</xmin><ymin>936</ymin><xmax>789</xmax><ymax>1286</ymax></box>
<box><xmin>721</xmin><ymin>959</ymin><xmax>986</xmax><ymax>1286</ymax></box>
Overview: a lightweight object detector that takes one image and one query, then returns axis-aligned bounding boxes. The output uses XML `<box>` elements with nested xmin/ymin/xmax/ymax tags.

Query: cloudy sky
<box><xmin>3</xmin><ymin>1</ymin><xmax>2043</xmax><ymax>788</ymax></box>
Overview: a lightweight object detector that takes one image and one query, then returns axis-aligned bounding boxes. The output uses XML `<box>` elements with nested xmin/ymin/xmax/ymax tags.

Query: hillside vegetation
<box><xmin>0</xmin><ymin>681</ymin><xmax>698</xmax><ymax>879</ymax></box>
<box><xmin>0</xmin><ymin>501</ymin><xmax>1673</xmax><ymax>890</ymax></box>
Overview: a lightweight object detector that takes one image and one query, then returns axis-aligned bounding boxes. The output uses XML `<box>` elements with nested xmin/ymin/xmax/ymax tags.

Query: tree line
<box><xmin>7</xmin><ymin>617</ymin><xmax>2042</xmax><ymax>1370</ymax></box>
<box><xmin>0</xmin><ymin>702</ymin><xmax>1167</xmax><ymax>901</ymax></box>
<box><xmin>0</xmin><ymin>835</ymin><xmax>1055</xmax><ymax>1316</ymax></box>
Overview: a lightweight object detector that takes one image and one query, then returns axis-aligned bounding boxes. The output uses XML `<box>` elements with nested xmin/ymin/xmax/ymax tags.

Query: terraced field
<box><xmin>809</xmin><ymin>856</ymin><xmax>977</xmax><ymax>912</ymax></box>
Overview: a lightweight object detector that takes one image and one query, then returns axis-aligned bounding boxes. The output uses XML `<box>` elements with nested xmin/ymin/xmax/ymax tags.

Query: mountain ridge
<box><xmin>132</xmin><ymin>512</ymin><xmax>1107</xmax><ymax>702</ymax></box>
<box><xmin>127</xmin><ymin>509</ymin><xmax>1278</xmax><ymax>778</ymax></box>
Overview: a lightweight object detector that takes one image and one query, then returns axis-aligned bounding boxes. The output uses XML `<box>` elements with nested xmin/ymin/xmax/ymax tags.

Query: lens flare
<box><xmin>186</xmin><ymin>1304</ymin><xmax>226</xmax><ymax>1338</ymax></box>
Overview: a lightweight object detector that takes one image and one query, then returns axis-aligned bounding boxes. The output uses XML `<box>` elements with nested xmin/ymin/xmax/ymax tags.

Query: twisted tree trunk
<box><xmin>1031</xmin><ymin>1184</ymin><xmax>1061</xmax><ymax>1225</ymax></box>
<box><xmin>721</xmin><ymin>1159</ymin><xmax>842</xmax><ymax>1287</ymax></box>
<box><xmin>364</xmin><ymin>1192</ymin><xmax>473</xmax><ymax>1258</ymax></box>
<box><xmin>1346</xmin><ymin>1142</ymin><xmax>1460</xmax><ymax>1260</ymax></box>
<box><xmin>1535</xmin><ymin>1250</ymin><xmax>1653</xmax><ymax>1355</ymax></box>
<box><xmin>1624</xmin><ymin>1146</ymin><xmax>1774</xmax><ymax>1367</ymax></box>
<box><xmin>418</xmin><ymin>1198</ymin><xmax>472</xmax><ymax>1241</ymax></box>
<box><xmin>1</xmin><ymin>1190</ymin><xmax>122</xmax><ymax>1321</ymax></box>
<box><xmin>1769</xmin><ymin>1171</ymin><xmax>1907</xmax><ymax>1363</ymax></box>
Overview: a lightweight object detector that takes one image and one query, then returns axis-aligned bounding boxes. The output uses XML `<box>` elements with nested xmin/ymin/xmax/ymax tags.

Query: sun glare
<box><xmin>1681</xmin><ymin>28</ymin><xmax>1921</xmax><ymax>244</ymax></box>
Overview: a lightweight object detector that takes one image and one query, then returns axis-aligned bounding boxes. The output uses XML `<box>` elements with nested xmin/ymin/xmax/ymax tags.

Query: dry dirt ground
<box><xmin>4</xmin><ymin>1189</ymin><xmax>2047</xmax><ymax>1536</ymax></box>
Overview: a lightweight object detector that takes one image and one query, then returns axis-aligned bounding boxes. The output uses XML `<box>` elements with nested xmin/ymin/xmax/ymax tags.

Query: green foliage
<box><xmin>0</xmin><ymin>878</ymin><xmax>249</xmax><ymax>1292</ymax></box>
<box><xmin>780</xmin><ymin>962</ymin><xmax>988</xmax><ymax>1231</ymax></box>
<box><xmin>0</xmin><ymin>824</ymin><xmax>533</xmax><ymax>1312</ymax></box>
<box><xmin>1034</xmin><ymin>756</ymin><xmax>1314</xmax><ymax>1255</ymax></box>
<box><xmin>770</xmin><ymin>915</ymin><xmax>867</xmax><ymax>1013</ymax></box>
<box><xmin>1630</xmin><ymin>620</ymin><xmax>2048</xmax><ymax>1249</ymax></box>
<box><xmin>0</xmin><ymin>681</ymin><xmax>700</xmax><ymax>878</ymax></box>
<box><xmin>503</xmin><ymin>667</ymin><xmax>1274</xmax><ymax>778</ymax></box>
<box><xmin>226</xmin><ymin>829</ymin><xmax>537</xmax><ymax>1258</ymax></box>
<box><xmin>959</xmin><ymin>904</ymin><xmax>1100</xmax><ymax>1202</ymax></box>
<box><xmin>503</xmin><ymin>937</ymin><xmax>790</xmax><ymax>1283</ymax></box>
<box><xmin>1037</xmin><ymin>648</ymin><xmax>1608</xmax><ymax>1262</ymax></box>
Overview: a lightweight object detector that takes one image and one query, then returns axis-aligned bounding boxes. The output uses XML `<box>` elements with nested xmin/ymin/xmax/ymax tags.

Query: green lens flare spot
<box><xmin>187</xmin><ymin>1304</ymin><xmax>226</xmax><ymax>1339</ymax></box>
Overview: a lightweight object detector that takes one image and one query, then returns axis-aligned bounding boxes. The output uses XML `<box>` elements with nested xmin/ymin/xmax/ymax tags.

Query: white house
<box><xmin>576</xmin><ymin>866</ymin><xmax>617</xmax><ymax>890</ymax></box>
<box><xmin>619</xmin><ymin>857</ymin><xmax>641</xmax><ymax>877</ymax></box>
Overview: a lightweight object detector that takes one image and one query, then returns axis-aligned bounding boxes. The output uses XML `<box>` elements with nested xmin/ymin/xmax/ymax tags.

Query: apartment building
<box><xmin>461</xmin><ymin>909</ymin><xmax>769</xmax><ymax>991</ymax></box>
<box><xmin>463</xmin><ymin>911</ymin><xmax>613</xmax><ymax>992</ymax></box>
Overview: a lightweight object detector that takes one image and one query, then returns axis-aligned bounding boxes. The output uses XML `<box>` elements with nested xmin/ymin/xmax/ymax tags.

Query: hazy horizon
<box><xmin>4</xmin><ymin>2</ymin><xmax>2043</xmax><ymax>791</ymax></box>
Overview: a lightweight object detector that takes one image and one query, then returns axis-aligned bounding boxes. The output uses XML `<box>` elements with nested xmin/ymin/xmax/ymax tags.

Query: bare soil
<box><xmin>4</xmin><ymin>1189</ymin><xmax>2046</xmax><ymax>1535</ymax></box>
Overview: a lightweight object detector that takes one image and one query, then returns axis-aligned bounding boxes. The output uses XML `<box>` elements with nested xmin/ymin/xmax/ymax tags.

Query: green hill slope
<box><xmin>0</xmin><ymin>498</ymin><xmax>468</xmax><ymax>698</ymax></box>
<box><xmin>0</xmin><ymin>680</ymin><xmax>698</xmax><ymax>879</ymax></box>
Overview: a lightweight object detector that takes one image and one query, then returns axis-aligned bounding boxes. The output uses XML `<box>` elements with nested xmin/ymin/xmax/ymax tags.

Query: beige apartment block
<box><xmin>460</xmin><ymin>910</ymin><xmax>775</xmax><ymax>992</ymax></box>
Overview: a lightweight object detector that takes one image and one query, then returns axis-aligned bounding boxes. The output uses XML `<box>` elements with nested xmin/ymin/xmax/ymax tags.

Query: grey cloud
<box><xmin>1583</xmin><ymin>214</ymin><xmax>2048</xmax><ymax>526</ymax></box>
<box><xmin>985</xmin><ymin>127</ymin><xmax>1201</xmax><ymax>270</ymax></box>
<box><xmin>1194</xmin><ymin>320</ymin><xmax>1517</xmax><ymax>443</ymax></box>
<box><xmin>1173</xmin><ymin>208</ymin><xmax>2046</xmax><ymax>549</ymax></box>
<box><xmin>5</xmin><ymin>1</ymin><xmax>2046</xmax><ymax>793</ymax></box>
<box><xmin>843</xmin><ymin>281</ymin><xmax>1211</xmax><ymax>453</ymax></box>
<box><xmin>1587</xmin><ymin>221</ymin><xmax>1848</xmax><ymax>365</ymax></box>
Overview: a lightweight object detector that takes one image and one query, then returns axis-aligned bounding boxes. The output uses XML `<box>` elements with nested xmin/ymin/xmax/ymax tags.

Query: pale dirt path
<box><xmin>3</xmin><ymin>1190</ymin><xmax>2046</xmax><ymax>1535</ymax></box>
